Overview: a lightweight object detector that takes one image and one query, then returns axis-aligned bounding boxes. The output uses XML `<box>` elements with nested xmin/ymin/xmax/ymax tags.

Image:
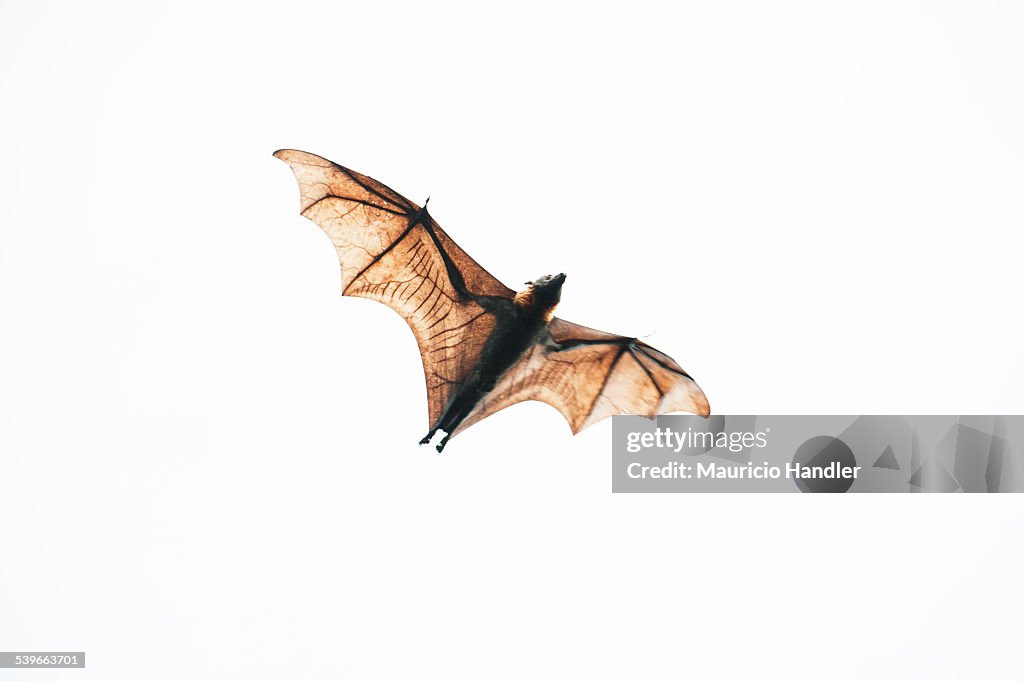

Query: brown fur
<box><xmin>514</xmin><ymin>286</ymin><xmax>558</xmax><ymax>321</ymax></box>
<box><xmin>513</xmin><ymin>287</ymin><xmax>534</xmax><ymax>308</ymax></box>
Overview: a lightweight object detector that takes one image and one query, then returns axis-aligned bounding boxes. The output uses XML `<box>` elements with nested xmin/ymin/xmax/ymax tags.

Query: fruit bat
<box><xmin>274</xmin><ymin>150</ymin><xmax>710</xmax><ymax>452</ymax></box>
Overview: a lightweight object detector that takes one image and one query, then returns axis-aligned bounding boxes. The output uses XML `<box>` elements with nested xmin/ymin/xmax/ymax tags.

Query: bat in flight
<box><xmin>275</xmin><ymin>150</ymin><xmax>710</xmax><ymax>452</ymax></box>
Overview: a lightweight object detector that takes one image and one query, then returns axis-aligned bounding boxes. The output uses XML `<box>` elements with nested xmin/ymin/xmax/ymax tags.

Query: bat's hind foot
<box><xmin>435</xmin><ymin>434</ymin><xmax>451</xmax><ymax>453</ymax></box>
<box><xmin>418</xmin><ymin>429</ymin><xmax>451</xmax><ymax>453</ymax></box>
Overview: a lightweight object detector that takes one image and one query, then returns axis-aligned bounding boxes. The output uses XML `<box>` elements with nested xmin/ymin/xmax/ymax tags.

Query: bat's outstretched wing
<box><xmin>274</xmin><ymin>149</ymin><xmax>514</xmax><ymax>426</ymax></box>
<box><xmin>454</xmin><ymin>317</ymin><xmax>709</xmax><ymax>435</ymax></box>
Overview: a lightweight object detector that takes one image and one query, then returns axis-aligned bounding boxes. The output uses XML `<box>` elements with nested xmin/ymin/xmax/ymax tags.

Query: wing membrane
<box><xmin>274</xmin><ymin>149</ymin><xmax>514</xmax><ymax>425</ymax></box>
<box><xmin>456</xmin><ymin>317</ymin><xmax>709</xmax><ymax>435</ymax></box>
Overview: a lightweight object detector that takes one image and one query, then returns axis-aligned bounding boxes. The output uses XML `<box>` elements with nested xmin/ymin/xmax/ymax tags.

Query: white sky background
<box><xmin>1</xmin><ymin>1</ymin><xmax>1023</xmax><ymax>679</ymax></box>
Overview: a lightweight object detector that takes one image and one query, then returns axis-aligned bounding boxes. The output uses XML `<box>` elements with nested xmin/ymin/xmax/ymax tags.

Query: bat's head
<box><xmin>516</xmin><ymin>273</ymin><xmax>566</xmax><ymax>318</ymax></box>
<box><xmin>531</xmin><ymin>272</ymin><xmax>566</xmax><ymax>300</ymax></box>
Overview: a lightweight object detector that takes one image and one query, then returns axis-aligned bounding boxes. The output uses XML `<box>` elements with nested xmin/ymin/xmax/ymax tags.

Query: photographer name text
<box><xmin>626</xmin><ymin>460</ymin><xmax>861</xmax><ymax>480</ymax></box>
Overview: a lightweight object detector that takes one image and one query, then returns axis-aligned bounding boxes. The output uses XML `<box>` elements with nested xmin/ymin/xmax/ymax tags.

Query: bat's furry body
<box><xmin>275</xmin><ymin>150</ymin><xmax>709</xmax><ymax>452</ymax></box>
<box><xmin>422</xmin><ymin>273</ymin><xmax>565</xmax><ymax>450</ymax></box>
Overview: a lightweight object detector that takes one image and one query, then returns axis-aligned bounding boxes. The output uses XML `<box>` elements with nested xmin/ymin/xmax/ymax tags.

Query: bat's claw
<box><xmin>419</xmin><ymin>430</ymin><xmax>436</xmax><ymax>445</ymax></box>
<box><xmin>435</xmin><ymin>435</ymin><xmax>450</xmax><ymax>453</ymax></box>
